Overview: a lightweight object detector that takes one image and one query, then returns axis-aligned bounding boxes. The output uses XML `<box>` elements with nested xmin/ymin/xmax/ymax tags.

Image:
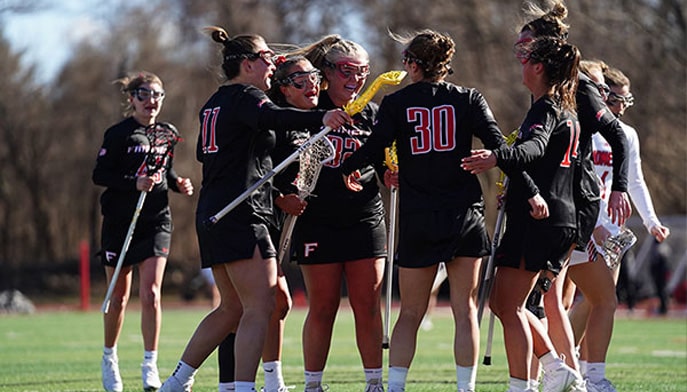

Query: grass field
<box><xmin>0</xmin><ymin>305</ymin><xmax>685</xmax><ymax>392</ymax></box>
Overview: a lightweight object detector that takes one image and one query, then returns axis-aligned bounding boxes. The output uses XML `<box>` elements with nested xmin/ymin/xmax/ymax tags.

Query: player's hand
<box><xmin>528</xmin><ymin>194</ymin><xmax>549</xmax><ymax>219</ymax></box>
<box><xmin>177</xmin><ymin>177</ymin><xmax>194</xmax><ymax>196</ymax></box>
<box><xmin>275</xmin><ymin>193</ymin><xmax>307</xmax><ymax>216</ymax></box>
<box><xmin>461</xmin><ymin>149</ymin><xmax>497</xmax><ymax>174</ymax></box>
<box><xmin>136</xmin><ymin>176</ymin><xmax>154</xmax><ymax>192</ymax></box>
<box><xmin>608</xmin><ymin>191</ymin><xmax>631</xmax><ymax>226</ymax></box>
<box><xmin>383</xmin><ymin>169</ymin><xmax>399</xmax><ymax>188</ymax></box>
<box><xmin>343</xmin><ymin>170</ymin><xmax>363</xmax><ymax>192</ymax></box>
<box><xmin>650</xmin><ymin>224</ymin><xmax>670</xmax><ymax>243</ymax></box>
<box><xmin>323</xmin><ymin>109</ymin><xmax>352</xmax><ymax>129</ymax></box>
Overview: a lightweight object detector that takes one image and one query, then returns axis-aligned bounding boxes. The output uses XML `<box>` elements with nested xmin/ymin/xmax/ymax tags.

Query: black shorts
<box><xmin>396</xmin><ymin>204</ymin><xmax>490</xmax><ymax>268</ymax></box>
<box><xmin>100</xmin><ymin>215</ymin><xmax>172</xmax><ymax>267</ymax></box>
<box><xmin>196</xmin><ymin>215</ymin><xmax>276</xmax><ymax>268</ymax></box>
<box><xmin>293</xmin><ymin>214</ymin><xmax>386</xmax><ymax>265</ymax></box>
<box><xmin>575</xmin><ymin>197</ymin><xmax>600</xmax><ymax>251</ymax></box>
<box><xmin>495</xmin><ymin>218</ymin><xmax>575</xmax><ymax>275</ymax></box>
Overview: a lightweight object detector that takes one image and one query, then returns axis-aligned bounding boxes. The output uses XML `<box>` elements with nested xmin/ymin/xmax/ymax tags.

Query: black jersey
<box><xmin>296</xmin><ymin>91</ymin><xmax>384</xmax><ymax>226</ymax></box>
<box><xmin>341</xmin><ymin>81</ymin><xmax>507</xmax><ymax>213</ymax></box>
<box><xmin>93</xmin><ymin>117</ymin><xmax>180</xmax><ymax>221</ymax></box>
<box><xmin>495</xmin><ymin>96</ymin><xmax>579</xmax><ymax>228</ymax></box>
<box><xmin>575</xmin><ymin>73</ymin><xmax>628</xmax><ymax>202</ymax></box>
<box><xmin>195</xmin><ymin>84</ymin><xmax>325</xmax><ymax>225</ymax></box>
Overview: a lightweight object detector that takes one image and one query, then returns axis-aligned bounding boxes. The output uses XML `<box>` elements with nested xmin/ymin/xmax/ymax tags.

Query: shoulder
<box><xmin>104</xmin><ymin>117</ymin><xmax>136</xmax><ymax>138</ymax></box>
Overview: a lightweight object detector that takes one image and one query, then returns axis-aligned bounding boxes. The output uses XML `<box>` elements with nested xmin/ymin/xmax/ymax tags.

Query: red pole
<box><xmin>80</xmin><ymin>240</ymin><xmax>90</xmax><ymax>311</ymax></box>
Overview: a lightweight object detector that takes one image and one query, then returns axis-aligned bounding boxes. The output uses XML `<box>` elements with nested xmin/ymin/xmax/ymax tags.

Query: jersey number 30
<box><xmin>407</xmin><ymin>105</ymin><xmax>456</xmax><ymax>155</ymax></box>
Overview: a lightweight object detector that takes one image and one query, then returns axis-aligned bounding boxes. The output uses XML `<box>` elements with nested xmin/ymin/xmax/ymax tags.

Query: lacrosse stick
<box><xmin>101</xmin><ymin>123</ymin><xmax>179</xmax><ymax>313</ymax></box>
<box><xmin>276</xmin><ymin>136</ymin><xmax>335</xmax><ymax>264</ymax></box>
<box><xmin>477</xmin><ymin>129</ymin><xmax>518</xmax><ymax>324</ymax></box>
<box><xmin>204</xmin><ymin>70</ymin><xmax>407</xmax><ymax>227</ymax></box>
<box><xmin>478</xmin><ymin>129</ymin><xmax>518</xmax><ymax>365</ymax></box>
<box><xmin>382</xmin><ymin>141</ymin><xmax>398</xmax><ymax>349</ymax></box>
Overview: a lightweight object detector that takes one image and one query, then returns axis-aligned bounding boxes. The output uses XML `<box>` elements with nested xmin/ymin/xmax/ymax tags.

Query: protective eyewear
<box><xmin>607</xmin><ymin>91</ymin><xmax>634</xmax><ymax>107</ymax></box>
<box><xmin>132</xmin><ymin>87</ymin><xmax>165</xmax><ymax>102</ymax></box>
<box><xmin>325</xmin><ymin>60</ymin><xmax>370</xmax><ymax>79</ymax></box>
<box><xmin>513</xmin><ymin>38</ymin><xmax>534</xmax><ymax>64</ymax></box>
<box><xmin>225</xmin><ymin>50</ymin><xmax>276</xmax><ymax>65</ymax></box>
<box><xmin>401</xmin><ymin>50</ymin><xmax>424</xmax><ymax>65</ymax></box>
<box><xmin>595</xmin><ymin>82</ymin><xmax>611</xmax><ymax>101</ymax></box>
<box><xmin>282</xmin><ymin>70</ymin><xmax>322</xmax><ymax>89</ymax></box>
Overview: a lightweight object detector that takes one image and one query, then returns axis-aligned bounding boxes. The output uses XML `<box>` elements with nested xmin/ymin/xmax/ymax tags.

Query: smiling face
<box><xmin>323</xmin><ymin>55</ymin><xmax>369</xmax><ymax>107</ymax></box>
<box><xmin>280</xmin><ymin>60</ymin><xmax>321</xmax><ymax>110</ymax></box>
<box><xmin>129</xmin><ymin>82</ymin><xmax>164</xmax><ymax>125</ymax></box>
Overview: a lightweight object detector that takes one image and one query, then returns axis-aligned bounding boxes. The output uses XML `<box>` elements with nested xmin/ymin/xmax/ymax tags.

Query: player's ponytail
<box><xmin>204</xmin><ymin>26</ymin><xmax>266</xmax><ymax>80</ymax></box>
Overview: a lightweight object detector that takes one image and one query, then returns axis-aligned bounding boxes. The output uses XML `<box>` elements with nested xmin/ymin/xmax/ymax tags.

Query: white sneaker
<box><xmin>159</xmin><ymin>375</ymin><xmax>193</xmax><ymax>392</ymax></box>
<box><xmin>303</xmin><ymin>382</ymin><xmax>328</xmax><ymax>392</ymax></box>
<box><xmin>586</xmin><ymin>378</ymin><xmax>616</xmax><ymax>392</ymax></box>
<box><xmin>142</xmin><ymin>362</ymin><xmax>162</xmax><ymax>391</ymax></box>
<box><xmin>102</xmin><ymin>355</ymin><xmax>123</xmax><ymax>392</ymax></box>
<box><xmin>364</xmin><ymin>379</ymin><xmax>385</xmax><ymax>392</ymax></box>
<box><xmin>542</xmin><ymin>363</ymin><xmax>585</xmax><ymax>392</ymax></box>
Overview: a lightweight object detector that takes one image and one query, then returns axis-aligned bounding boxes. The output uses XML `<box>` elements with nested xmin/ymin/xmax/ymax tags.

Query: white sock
<box><xmin>539</xmin><ymin>351</ymin><xmax>562</xmax><ymax>373</ymax></box>
<box><xmin>586</xmin><ymin>362</ymin><xmax>606</xmax><ymax>383</ymax></box>
<box><xmin>171</xmin><ymin>360</ymin><xmax>197</xmax><ymax>385</ymax></box>
<box><xmin>219</xmin><ymin>381</ymin><xmax>235</xmax><ymax>392</ymax></box>
<box><xmin>103</xmin><ymin>346</ymin><xmax>117</xmax><ymax>357</ymax></box>
<box><xmin>364</xmin><ymin>367</ymin><xmax>383</xmax><ymax>384</ymax></box>
<box><xmin>529</xmin><ymin>378</ymin><xmax>540</xmax><ymax>391</ymax></box>
<box><xmin>304</xmin><ymin>370</ymin><xmax>323</xmax><ymax>388</ymax></box>
<box><xmin>263</xmin><ymin>360</ymin><xmax>285</xmax><ymax>390</ymax></box>
<box><xmin>234</xmin><ymin>381</ymin><xmax>255</xmax><ymax>392</ymax></box>
<box><xmin>579</xmin><ymin>360</ymin><xmax>588</xmax><ymax>377</ymax></box>
<box><xmin>387</xmin><ymin>366</ymin><xmax>408</xmax><ymax>391</ymax></box>
<box><xmin>456</xmin><ymin>365</ymin><xmax>476</xmax><ymax>391</ymax></box>
<box><xmin>509</xmin><ymin>377</ymin><xmax>529</xmax><ymax>391</ymax></box>
<box><xmin>143</xmin><ymin>350</ymin><xmax>158</xmax><ymax>364</ymax></box>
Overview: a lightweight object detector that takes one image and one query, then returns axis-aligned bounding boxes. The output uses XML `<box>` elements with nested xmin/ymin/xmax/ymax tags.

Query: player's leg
<box><xmin>388</xmin><ymin>264</ymin><xmax>437</xmax><ymax>392</ymax></box>
<box><xmin>300</xmin><ymin>262</ymin><xmax>344</xmax><ymax>390</ymax></box>
<box><xmin>446</xmin><ymin>256</ymin><xmax>481</xmax><ymax>392</ymax></box>
<box><xmin>102</xmin><ymin>265</ymin><xmax>133</xmax><ymax>392</ymax></box>
<box><xmin>345</xmin><ymin>257</ymin><xmax>385</xmax><ymax>391</ymax></box>
<box><xmin>261</xmin><ymin>274</ymin><xmax>292</xmax><ymax>392</ymax></box>
<box><xmin>138</xmin><ymin>255</ymin><xmax>167</xmax><ymax>390</ymax></box>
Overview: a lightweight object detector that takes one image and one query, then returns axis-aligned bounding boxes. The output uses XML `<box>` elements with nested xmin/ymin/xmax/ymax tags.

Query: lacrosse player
<box><xmin>563</xmin><ymin>61</ymin><xmax>670</xmax><ymax>392</ymax></box>
<box><xmin>159</xmin><ymin>28</ymin><xmax>349</xmax><ymax>392</ymax></box>
<box><xmin>286</xmin><ymin>35</ymin><xmax>387</xmax><ymax>392</ymax></box>
<box><xmin>342</xmin><ymin>29</ymin><xmax>507</xmax><ymax>392</ymax></box>
<box><xmin>93</xmin><ymin>71</ymin><xmax>194</xmax><ymax>392</ymax></box>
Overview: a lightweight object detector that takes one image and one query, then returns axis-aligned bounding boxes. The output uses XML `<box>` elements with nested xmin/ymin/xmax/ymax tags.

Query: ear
<box><xmin>242</xmin><ymin>59</ymin><xmax>253</xmax><ymax>74</ymax></box>
<box><xmin>280</xmin><ymin>85</ymin><xmax>291</xmax><ymax>99</ymax></box>
<box><xmin>533</xmin><ymin>62</ymin><xmax>545</xmax><ymax>75</ymax></box>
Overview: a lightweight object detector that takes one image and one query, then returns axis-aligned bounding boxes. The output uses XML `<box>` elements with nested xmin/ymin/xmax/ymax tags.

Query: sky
<box><xmin>3</xmin><ymin>0</ymin><xmax>104</xmax><ymax>83</ymax></box>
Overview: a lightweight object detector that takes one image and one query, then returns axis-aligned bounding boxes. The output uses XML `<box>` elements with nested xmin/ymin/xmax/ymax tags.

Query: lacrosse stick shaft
<box><xmin>277</xmin><ymin>214</ymin><xmax>298</xmax><ymax>264</ymax></box>
<box><xmin>477</xmin><ymin>201</ymin><xmax>507</xmax><ymax>325</ymax></box>
<box><xmin>205</xmin><ymin>126</ymin><xmax>333</xmax><ymax>226</ymax></box>
<box><xmin>382</xmin><ymin>185</ymin><xmax>398</xmax><ymax>349</ymax></box>
<box><xmin>483</xmin><ymin>311</ymin><xmax>496</xmax><ymax>365</ymax></box>
<box><xmin>205</xmin><ymin>70</ymin><xmax>406</xmax><ymax>227</ymax></box>
<box><xmin>102</xmin><ymin>191</ymin><xmax>147</xmax><ymax>313</ymax></box>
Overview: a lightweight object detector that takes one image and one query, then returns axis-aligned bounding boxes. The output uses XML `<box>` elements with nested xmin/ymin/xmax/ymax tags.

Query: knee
<box><xmin>274</xmin><ymin>289</ymin><xmax>292</xmax><ymax>320</ymax></box>
<box><xmin>139</xmin><ymin>284</ymin><xmax>162</xmax><ymax>309</ymax></box>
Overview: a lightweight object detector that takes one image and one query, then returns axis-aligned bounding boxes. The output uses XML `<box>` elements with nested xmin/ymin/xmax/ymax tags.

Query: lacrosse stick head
<box><xmin>344</xmin><ymin>70</ymin><xmax>407</xmax><ymax>116</ymax></box>
<box><xmin>384</xmin><ymin>141</ymin><xmax>398</xmax><ymax>172</ymax></box>
<box><xmin>143</xmin><ymin>123</ymin><xmax>180</xmax><ymax>174</ymax></box>
<box><xmin>496</xmin><ymin>129</ymin><xmax>520</xmax><ymax>194</ymax></box>
<box><xmin>295</xmin><ymin>136</ymin><xmax>335</xmax><ymax>198</ymax></box>
<box><xmin>601</xmin><ymin>227</ymin><xmax>637</xmax><ymax>269</ymax></box>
